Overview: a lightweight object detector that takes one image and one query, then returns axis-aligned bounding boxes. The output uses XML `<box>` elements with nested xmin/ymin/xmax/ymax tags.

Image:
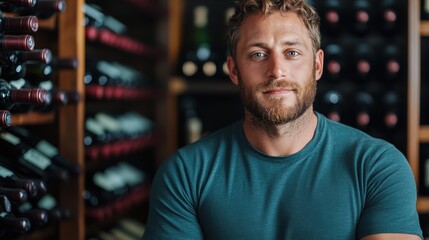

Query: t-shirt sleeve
<box><xmin>356</xmin><ymin>145</ymin><xmax>423</xmax><ymax>239</ymax></box>
<box><xmin>142</xmin><ymin>153</ymin><xmax>204</xmax><ymax>240</ymax></box>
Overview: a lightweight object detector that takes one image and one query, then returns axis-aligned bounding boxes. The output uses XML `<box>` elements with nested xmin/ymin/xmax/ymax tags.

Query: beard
<box><xmin>237</xmin><ymin>63</ymin><xmax>317</xmax><ymax>126</ymax></box>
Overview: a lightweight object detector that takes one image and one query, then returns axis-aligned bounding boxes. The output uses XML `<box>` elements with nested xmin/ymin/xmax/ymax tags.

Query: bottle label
<box><xmin>35</xmin><ymin>140</ymin><xmax>58</xmax><ymax>158</ymax></box>
<box><xmin>95</xmin><ymin>113</ymin><xmax>120</xmax><ymax>132</ymax></box>
<box><xmin>18</xmin><ymin>202</ymin><xmax>32</xmax><ymax>212</ymax></box>
<box><xmin>86</xmin><ymin>118</ymin><xmax>105</xmax><ymax>136</ymax></box>
<box><xmin>0</xmin><ymin>165</ymin><xmax>13</xmax><ymax>178</ymax></box>
<box><xmin>37</xmin><ymin>194</ymin><xmax>56</xmax><ymax>210</ymax></box>
<box><xmin>0</xmin><ymin>212</ymin><xmax>6</xmax><ymax>218</ymax></box>
<box><xmin>93</xmin><ymin>172</ymin><xmax>117</xmax><ymax>192</ymax></box>
<box><xmin>0</xmin><ymin>132</ymin><xmax>21</xmax><ymax>145</ymax></box>
<box><xmin>22</xmin><ymin>149</ymin><xmax>52</xmax><ymax>170</ymax></box>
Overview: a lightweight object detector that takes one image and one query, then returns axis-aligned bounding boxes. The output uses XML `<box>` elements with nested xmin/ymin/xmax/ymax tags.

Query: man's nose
<box><xmin>267</xmin><ymin>53</ymin><xmax>287</xmax><ymax>80</ymax></box>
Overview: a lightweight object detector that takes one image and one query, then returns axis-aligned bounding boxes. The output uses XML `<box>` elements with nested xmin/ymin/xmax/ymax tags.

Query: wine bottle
<box><xmin>380</xmin><ymin>90</ymin><xmax>403</xmax><ymax>130</ymax></box>
<box><xmin>353</xmin><ymin>91</ymin><xmax>375</xmax><ymax>130</ymax></box>
<box><xmin>180</xmin><ymin>5</ymin><xmax>217</xmax><ymax>79</ymax></box>
<box><xmin>0</xmin><ymin>110</ymin><xmax>11</xmax><ymax>127</ymax></box>
<box><xmin>0</xmin><ymin>0</ymin><xmax>36</xmax><ymax>13</ymax></box>
<box><xmin>0</xmin><ymin>62</ymin><xmax>26</xmax><ymax>80</ymax></box>
<box><xmin>0</xmin><ymin>79</ymin><xmax>51</xmax><ymax>111</ymax></box>
<box><xmin>381</xmin><ymin>43</ymin><xmax>403</xmax><ymax>82</ymax></box>
<box><xmin>0</xmin><ymin>49</ymin><xmax>52</xmax><ymax>66</ymax></box>
<box><xmin>0</xmin><ymin>162</ymin><xmax>38</xmax><ymax>198</ymax></box>
<box><xmin>352</xmin><ymin>0</ymin><xmax>372</xmax><ymax>36</ymax></box>
<box><xmin>6</xmin><ymin>126</ymin><xmax>81</xmax><ymax>175</ymax></box>
<box><xmin>0</xmin><ymin>131</ymin><xmax>70</xmax><ymax>182</ymax></box>
<box><xmin>0</xmin><ymin>13</ymin><xmax>38</xmax><ymax>34</ymax></box>
<box><xmin>379</xmin><ymin>0</ymin><xmax>402</xmax><ymax>34</ymax></box>
<box><xmin>0</xmin><ymin>212</ymin><xmax>31</xmax><ymax>236</ymax></box>
<box><xmin>0</xmin><ymin>195</ymin><xmax>11</xmax><ymax>213</ymax></box>
<box><xmin>0</xmin><ymin>186</ymin><xmax>27</xmax><ymax>205</ymax></box>
<box><xmin>14</xmin><ymin>202</ymin><xmax>48</xmax><ymax>227</ymax></box>
<box><xmin>181</xmin><ymin>97</ymin><xmax>202</xmax><ymax>144</ymax></box>
<box><xmin>323</xmin><ymin>43</ymin><xmax>345</xmax><ymax>82</ymax></box>
<box><xmin>0</xmin><ymin>35</ymin><xmax>35</xmax><ymax>51</ymax></box>
<box><xmin>320</xmin><ymin>0</ymin><xmax>343</xmax><ymax>35</ymax></box>
<box><xmin>320</xmin><ymin>89</ymin><xmax>343</xmax><ymax>122</ymax></box>
<box><xmin>7</xmin><ymin>0</ymin><xmax>66</xmax><ymax>19</ymax></box>
<box><xmin>31</xmin><ymin>194</ymin><xmax>71</xmax><ymax>223</ymax></box>
<box><xmin>353</xmin><ymin>43</ymin><xmax>374</xmax><ymax>82</ymax></box>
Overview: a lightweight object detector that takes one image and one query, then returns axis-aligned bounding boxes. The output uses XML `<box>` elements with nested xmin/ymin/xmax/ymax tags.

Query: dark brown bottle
<box><xmin>0</xmin><ymin>35</ymin><xmax>35</xmax><ymax>51</ymax></box>
<box><xmin>353</xmin><ymin>43</ymin><xmax>374</xmax><ymax>82</ymax></box>
<box><xmin>353</xmin><ymin>91</ymin><xmax>375</xmax><ymax>130</ymax></box>
<box><xmin>321</xmin><ymin>89</ymin><xmax>343</xmax><ymax>122</ymax></box>
<box><xmin>0</xmin><ymin>79</ymin><xmax>51</xmax><ymax>111</ymax></box>
<box><xmin>323</xmin><ymin>43</ymin><xmax>345</xmax><ymax>82</ymax></box>
<box><xmin>320</xmin><ymin>0</ymin><xmax>343</xmax><ymax>35</ymax></box>
<box><xmin>382</xmin><ymin>43</ymin><xmax>403</xmax><ymax>82</ymax></box>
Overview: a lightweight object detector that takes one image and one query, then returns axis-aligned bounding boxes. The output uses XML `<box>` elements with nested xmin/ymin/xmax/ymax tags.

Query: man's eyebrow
<box><xmin>244</xmin><ymin>39</ymin><xmax>308</xmax><ymax>50</ymax></box>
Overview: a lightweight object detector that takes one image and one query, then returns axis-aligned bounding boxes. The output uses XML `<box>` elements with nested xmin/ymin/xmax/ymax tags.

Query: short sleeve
<box><xmin>356</xmin><ymin>146</ymin><xmax>422</xmax><ymax>239</ymax></box>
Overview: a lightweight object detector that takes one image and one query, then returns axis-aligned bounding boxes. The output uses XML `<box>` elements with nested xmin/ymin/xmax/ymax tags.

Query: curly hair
<box><xmin>226</xmin><ymin>0</ymin><xmax>320</xmax><ymax>59</ymax></box>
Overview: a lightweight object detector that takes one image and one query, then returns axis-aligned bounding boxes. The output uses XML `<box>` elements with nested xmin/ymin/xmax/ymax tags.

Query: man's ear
<box><xmin>315</xmin><ymin>49</ymin><xmax>324</xmax><ymax>81</ymax></box>
<box><xmin>227</xmin><ymin>56</ymin><xmax>239</xmax><ymax>85</ymax></box>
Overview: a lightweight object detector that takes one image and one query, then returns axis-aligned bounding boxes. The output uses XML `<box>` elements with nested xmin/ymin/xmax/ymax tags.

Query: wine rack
<box><xmin>0</xmin><ymin>0</ymin><xmax>167</xmax><ymax>239</ymax></box>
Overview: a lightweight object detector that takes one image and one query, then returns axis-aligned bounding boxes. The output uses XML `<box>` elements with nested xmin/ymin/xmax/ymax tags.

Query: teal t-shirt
<box><xmin>143</xmin><ymin>112</ymin><xmax>422</xmax><ymax>240</ymax></box>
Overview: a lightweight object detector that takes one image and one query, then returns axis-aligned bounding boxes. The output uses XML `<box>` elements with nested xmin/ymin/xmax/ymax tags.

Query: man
<box><xmin>142</xmin><ymin>0</ymin><xmax>423</xmax><ymax>239</ymax></box>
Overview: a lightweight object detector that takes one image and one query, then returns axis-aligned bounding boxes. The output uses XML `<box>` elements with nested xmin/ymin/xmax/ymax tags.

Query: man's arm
<box><xmin>362</xmin><ymin>233</ymin><xmax>422</xmax><ymax>240</ymax></box>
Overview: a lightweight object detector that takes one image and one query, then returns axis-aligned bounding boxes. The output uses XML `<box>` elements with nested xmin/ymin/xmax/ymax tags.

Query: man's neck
<box><xmin>242</xmin><ymin>108</ymin><xmax>318</xmax><ymax>157</ymax></box>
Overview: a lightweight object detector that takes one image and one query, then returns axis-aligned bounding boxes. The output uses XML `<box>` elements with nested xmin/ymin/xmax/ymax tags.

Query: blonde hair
<box><xmin>226</xmin><ymin>0</ymin><xmax>321</xmax><ymax>59</ymax></box>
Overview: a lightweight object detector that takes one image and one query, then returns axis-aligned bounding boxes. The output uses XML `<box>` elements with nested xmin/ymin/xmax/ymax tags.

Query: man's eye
<box><xmin>287</xmin><ymin>51</ymin><xmax>300</xmax><ymax>57</ymax></box>
<box><xmin>251</xmin><ymin>52</ymin><xmax>265</xmax><ymax>58</ymax></box>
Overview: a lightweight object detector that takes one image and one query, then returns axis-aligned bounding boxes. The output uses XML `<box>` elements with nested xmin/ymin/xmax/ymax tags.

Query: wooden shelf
<box><xmin>11</xmin><ymin>112</ymin><xmax>55</xmax><ymax>126</ymax></box>
<box><xmin>169</xmin><ymin>77</ymin><xmax>238</xmax><ymax>95</ymax></box>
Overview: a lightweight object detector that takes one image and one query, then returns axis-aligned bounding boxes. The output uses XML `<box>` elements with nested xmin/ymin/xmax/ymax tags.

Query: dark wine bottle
<box><xmin>0</xmin><ymin>162</ymin><xmax>38</xmax><ymax>198</ymax></box>
<box><xmin>353</xmin><ymin>91</ymin><xmax>375</xmax><ymax>130</ymax></box>
<box><xmin>0</xmin><ymin>186</ymin><xmax>27</xmax><ymax>205</ymax></box>
<box><xmin>353</xmin><ymin>43</ymin><xmax>374</xmax><ymax>82</ymax></box>
<box><xmin>6</xmin><ymin>126</ymin><xmax>81</xmax><ymax>175</ymax></box>
<box><xmin>0</xmin><ymin>49</ymin><xmax>52</xmax><ymax>66</ymax></box>
<box><xmin>380</xmin><ymin>90</ymin><xmax>403</xmax><ymax>130</ymax></box>
<box><xmin>382</xmin><ymin>43</ymin><xmax>403</xmax><ymax>82</ymax></box>
<box><xmin>0</xmin><ymin>131</ymin><xmax>70</xmax><ymax>182</ymax></box>
<box><xmin>0</xmin><ymin>110</ymin><xmax>11</xmax><ymax>127</ymax></box>
<box><xmin>0</xmin><ymin>62</ymin><xmax>26</xmax><ymax>80</ymax></box>
<box><xmin>0</xmin><ymin>79</ymin><xmax>51</xmax><ymax>111</ymax></box>
<box><xmin>379</xmin><ymin>0</ymin><xmax>402</xmax><ymax>34</ymax></box>
<box><xmin>352</xmin><ymin>0</ymin><xmax>372</xmax><ymax>36</ymax></box>
<box><xmin>8</xmin><ymin>0</ymin><xmax>66</xmax><ymax>19</ymax></box>
<box><xmin>321</xmin><ymin>89</ymin><xmax>343</xmax><ymax>122</ymax></box>
<box><xmin>323</xmin><ymin>43</ymin><xmax>345</xmax><ymax>82</ymax></box>
<box><xmin>320</xmin><ymin>0</ymin><xmax>343</xmax><ymax>35</ymax></box>
<box><xmin>0</xmin><ymin>13</ymin><xmax>38</xmax><ymax>34</ymax></box>
<box><xmin>0</xmin><ymin>195</ymin><xmax>11</xmax><ymax>213</ymax></box>
<box><xmin>32</xmin><ymin>194</ymin><xmax>71</xmax><ymax>223</ymax></box>
<box><xmin>14</xmin><ymin>202</ymin><xmax>48</xmax><ymax>227</ymax></box>
<box><xmin>0</xmin><ymin>212</ymin><xmax>31</xmax><ymax>236</ymax></box>
<box><xmin>0</xmin><ymin>0</ymin><xmax>36</xmax><ymax>13</ymax></box>
<box><xmin>0</xmin><ymin>35</ymin><xmax>35</xmax><ymax>51</ymax></box>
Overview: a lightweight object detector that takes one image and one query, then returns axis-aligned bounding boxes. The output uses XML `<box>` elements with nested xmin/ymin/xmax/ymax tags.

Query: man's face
<box><xmin>228</xmin><ymin>11</ymin><xmax>323</xmax><ymax>125</ymax></box>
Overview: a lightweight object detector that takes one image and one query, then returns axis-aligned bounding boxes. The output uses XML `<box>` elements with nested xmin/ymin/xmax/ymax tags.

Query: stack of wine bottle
<box><xmin>0</xmin><ymin>126</ymin><xmax>80</xmax><ymax>237</ymax></box>
<box><xmin>84</xmin><ymin>3</ymin><xmax>163</xmax><ymax>58</ymax></box>
<box><xmin>0</xmin><ymin>0</ymin><xmax>81</xmax><ymax>127</ymax></box>
<box><xmin>84</xmin><ymin>58</ymin><xmax>156</xmax><ymax>101</ymax></box>
<box><xmin>84</xmin><ymin>111</ymin><xmax>154</xmax><ymax>162</ymax></box>
<box><xmin>0</xmin><ymin>0</ymin><xmax>84</xmax><ymax>237</ymax></box>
